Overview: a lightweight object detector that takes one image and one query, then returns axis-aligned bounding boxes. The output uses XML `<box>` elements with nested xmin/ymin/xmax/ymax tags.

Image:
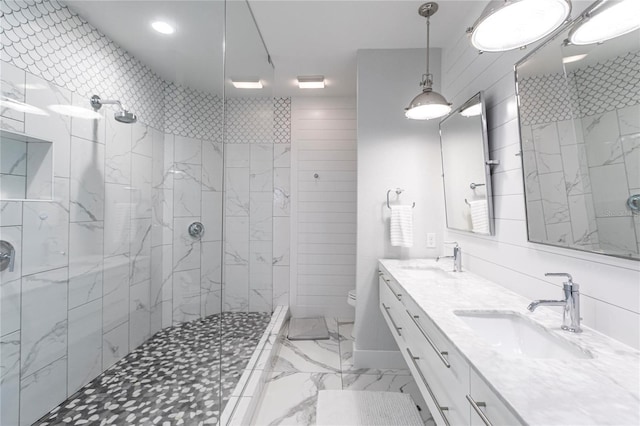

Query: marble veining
<box><xmin>379</xmin><ymin>258</ymin><xmax>640</xmax><ymax>426</ymax></box>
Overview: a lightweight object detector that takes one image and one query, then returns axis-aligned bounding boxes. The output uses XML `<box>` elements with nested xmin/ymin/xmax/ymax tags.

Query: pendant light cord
<box><xmin>426</xmin><ymin>13</ymin><xmax>430</xmax><ymax>81</ymax></box>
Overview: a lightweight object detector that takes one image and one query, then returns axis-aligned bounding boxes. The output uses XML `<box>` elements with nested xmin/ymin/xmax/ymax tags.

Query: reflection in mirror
<box><xmin>0</xmin><ymin>129</ymin><xmax>53</xmax><ymax>201</ymax></box>
<box><xmin>440</xmin><ymin>92</ymin><xmax>494</xmax><ymax>235</ymax></box>
<box><xmin>515</xmin><ymin>8</ymin><xmax>640</xmax><ymax>260</ymax></box>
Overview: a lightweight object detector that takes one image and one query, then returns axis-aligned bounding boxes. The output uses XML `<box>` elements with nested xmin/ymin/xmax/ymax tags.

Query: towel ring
<box><xmin>387</xmin><ymin>188</ymin><xmax>415</xmax><ymax>209</ymax></box>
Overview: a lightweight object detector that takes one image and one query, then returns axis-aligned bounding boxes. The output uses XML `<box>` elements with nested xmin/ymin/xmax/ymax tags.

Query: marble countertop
<box><xmin>379</xmin><ymin>258</ymin><xmax>640</xmax><ymax>426</ymax></box>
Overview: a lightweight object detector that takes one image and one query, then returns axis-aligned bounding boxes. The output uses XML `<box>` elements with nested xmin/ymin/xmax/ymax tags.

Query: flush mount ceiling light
<box><xmin>231</xmin><ymin>78</ymin><xmax>263</xmax><ymax>89</ymax></box>
<box><xmin>405</xmin><ymin>2</ymin><xmax>452</xmax><ymax>120</ymax></box>
<box><xmin>468</xmin><ymin>0</ymin><xmax>572</xmax><ymax>52</ymax></box>
<box><xmin>297</xmin><ymin>76</ymin><xmax>325</xmax><ymax>89</ymax></box>
<box><xmin>459</xmin><ymin>102</ymin><xmax>482</xmax><ymax>117</ymax></box>
<box><xmin>151</xmin><ymin>21</ymin><xmax>175</xmax><ymax>35</ymax></box>
<box><xmin>569</xmin><ymin>0</ymin><xmax>640</xmax><ymax>45</ymax></box>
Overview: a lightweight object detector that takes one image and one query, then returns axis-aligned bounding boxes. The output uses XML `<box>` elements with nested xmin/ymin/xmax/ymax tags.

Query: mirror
<box><xmin>515</xmin><ymin>8</ymin><xmax>640</xmax><ymax>260</ymax></box>
<box><xmin>440</xmin><ymin>92</ymin><xmax>495</xmax><ymax>235</ymax></box>
<box><xmin>0</xmin><ymin>129</ymin><xmax>53</xmax><ymax>201</ymax></box>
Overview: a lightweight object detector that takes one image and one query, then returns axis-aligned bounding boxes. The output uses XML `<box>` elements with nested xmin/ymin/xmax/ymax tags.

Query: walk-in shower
<box><xmin>0</xmin><ymin>0</ymin><xmax>279</xmax><ymax>424</ymax></box>
<box><xmin>90</xmin><ymin>94</ymin><xmax>137</xmax><ymax>123</ymax></box>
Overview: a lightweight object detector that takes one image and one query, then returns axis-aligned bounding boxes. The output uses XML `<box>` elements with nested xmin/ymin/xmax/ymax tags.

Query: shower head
<box><xmin>90</xmin><ymin>95</ymin><xmax>137</xmax><ymax>124</ymax></box>
<box><xmin>115</xmin><ymin>109</ymin><xmax>137</xmax><ymax>124</ymax></box>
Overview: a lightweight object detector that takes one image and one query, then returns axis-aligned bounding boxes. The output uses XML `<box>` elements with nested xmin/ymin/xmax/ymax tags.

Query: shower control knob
<box><xmin>188</xmin><ymin>222</ymin><xmax>205</xmax><ymax>239</ymax></box>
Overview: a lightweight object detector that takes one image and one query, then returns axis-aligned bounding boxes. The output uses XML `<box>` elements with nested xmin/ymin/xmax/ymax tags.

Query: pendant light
<box><xmin>405</xmin><ymin>2</ymin><xmax>452</xmax><ymax>120</ymax></box>
<box><xmin>468</xmin><ymin>0</ymin><xmax>572</xmax><ymax>52</ymax></box>
<box><xmin>569</xmin><ymin>0</ymin><xmax>640</xmax><ymax>46</ymax></box>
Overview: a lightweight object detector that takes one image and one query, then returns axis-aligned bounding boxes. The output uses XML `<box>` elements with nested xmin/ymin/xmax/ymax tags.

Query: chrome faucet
<box><xmin>528</xmin><ymin>272</ymin><xmax>582</xmax><ymax>333</ymax></box>
<box><xmin>436</xmin><ymin>241</ymin><xmax>461</xmax><ymax>272</ymax></box>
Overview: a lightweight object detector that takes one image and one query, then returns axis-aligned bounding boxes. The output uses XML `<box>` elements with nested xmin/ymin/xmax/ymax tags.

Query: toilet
<box><xmin>347</xmin><ymin>289</ymin><xmax>356</xmax><ymax>307</ymax></box>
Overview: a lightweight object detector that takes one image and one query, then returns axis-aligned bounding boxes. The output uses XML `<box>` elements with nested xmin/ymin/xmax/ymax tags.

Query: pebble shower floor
<box><xmin>34</xmin><ymin>312</ymin><xmax>272</xmax><ymax>426</ymax></box>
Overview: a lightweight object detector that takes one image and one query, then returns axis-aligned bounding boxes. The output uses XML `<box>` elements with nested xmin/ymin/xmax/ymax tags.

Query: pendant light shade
<box><xmin>405</xmin><ymin>88</ymin><xmax>452</xmax><ymax>120</ymax></box>
<box><xmin>405</xmin><ymin>2</ymin><xmax>451</xmax><ymax>120</ymax></box>
<box><xmin>468</xmin><ymin>0</ymin><xmax>572</xmax><ymax>52</ymax></box>
<box><xmin>569</xmin><ymin>0</ymin><xmax>640</xmax><ymax>45</ymax></box>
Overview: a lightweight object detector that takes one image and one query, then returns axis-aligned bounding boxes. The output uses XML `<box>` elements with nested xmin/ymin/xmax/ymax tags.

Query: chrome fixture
<box><xmin>0</xmin><ymin>240</ymin><xmax>16</xmax><ymax>272</ymax></box>
<box><xmin>436</xmin><ymin>241</ymin><xmax>461</xmax><ymax>272</ymax></box>
<box><xmin>467</xmin><ymin>0</ymin><xmax>571</xmax><ymax>52</ymax></box>
<box><xmin>188</xmin><ymin>222</ymin><xmax>205</xmax><ymax>239</ymax></box>
<box><xmin>569</xmin><ymin>0</ymin><xmax>640</xmax><ymax>45</ymax></box>
<box><xmin>404</xmin><ymin>2</ymin><xmax>451</xmax><ymax>120</ymax></box>
<box><xmin>90</xmin><ymin>95</ymin><xmax>137</xmax><ymax>123</ymax></box>
<box><xmin>628</xmin><ymin>194</ymin><xmax>640</xmax><ymax>213</ymax></box>
<box><xmin>469</xmin><ymin>182</ymin><xmax>485</xmax><ymax>190</ymax></box>
<box><xmin>527</xmin><ymin>272</ymin><xmax>582</xmax><ymax>333</ymax></box>
<box><xmin>386</xmin><ymin>188</ymin><xmax>416</xmax><ymax>209</ymax></box>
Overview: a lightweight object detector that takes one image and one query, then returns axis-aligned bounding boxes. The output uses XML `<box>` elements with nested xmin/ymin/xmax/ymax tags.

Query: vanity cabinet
<box><xmin>379</xmin><ymin>268</ymin><xmax>522</xmax><ymax>426</ymax></box>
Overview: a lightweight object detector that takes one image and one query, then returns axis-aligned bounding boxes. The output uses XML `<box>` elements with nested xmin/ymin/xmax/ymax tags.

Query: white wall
<box><xmin>290</xmin><ymin>97</ymin><xmax>357</xmax><ymax>318</ymax></box>
<box><xmin>440</xmin><ymin>2</ymin><xmax>640</xmax><ymax>349</ymax></box>
<box><xmin>354</xmin><ymin>49</ymin><xmax>445</xmax><ymax>362</ymax></box>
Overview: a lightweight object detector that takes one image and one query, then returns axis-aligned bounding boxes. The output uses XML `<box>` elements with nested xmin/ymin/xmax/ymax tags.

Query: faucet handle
<box><xmin>444</xmin><ymin>241</ymin><xmax>459</xmax><ymax>247</ymax></box>
<box><xmin>545</xmin><ymin>272</ymin><xmax>574</xmax><ymax>285</ymax></box>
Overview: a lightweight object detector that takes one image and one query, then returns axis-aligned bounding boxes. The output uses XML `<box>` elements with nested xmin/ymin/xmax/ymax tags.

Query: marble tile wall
<box><xmin>0</xmin><ymin>61</ymin><xmax>159</xmax><ymax>426</ymax></box>
<box><xmin>222</xmin><ymin>97</ymin><xmax>292</xmax><ymax>313</ymax></box>
<box><xmin>1</xmin><ymin>3</ymin><xmax>292</xmax><ymax>424</ymax></box>
<box><xmin>519</xmin><ymin>57</ymin><xmax>640</xmax><ymax>255</ymax></box>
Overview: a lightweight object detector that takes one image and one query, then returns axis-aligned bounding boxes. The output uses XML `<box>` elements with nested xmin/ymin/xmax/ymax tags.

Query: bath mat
<box><xmin>287</xmin><ymin>317</ymin><xmax>329</xmax><ymax>340</ymax></box>
<box><xmin>316</xmin><ymin>390</ymin><xmax>423</xmax><ymax>425</ymax></box>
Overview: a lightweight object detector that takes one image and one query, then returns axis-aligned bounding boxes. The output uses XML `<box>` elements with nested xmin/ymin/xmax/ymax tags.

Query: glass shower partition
<box><xmin>220</xmin><ymin>0</ymin><xmax>277</xmax><ymax>414</ymax></box>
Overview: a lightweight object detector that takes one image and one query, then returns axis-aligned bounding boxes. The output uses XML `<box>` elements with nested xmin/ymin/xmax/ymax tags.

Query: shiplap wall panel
<box><xmin>291</xmin><ymin>97</ymin><xmax>357</xmax><ymax>317</ymax></box>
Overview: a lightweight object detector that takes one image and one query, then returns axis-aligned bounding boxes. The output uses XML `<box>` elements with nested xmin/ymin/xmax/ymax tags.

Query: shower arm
<box><xmin>90</xmin><ymin>95</ymin><xmax>127</xmax><ymax>111</ymax></box>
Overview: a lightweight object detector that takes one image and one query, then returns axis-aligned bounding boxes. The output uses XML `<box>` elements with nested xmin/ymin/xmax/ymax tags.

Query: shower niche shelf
<box><xmin>0</xmin><ymin>129</ymin><xmax>54</xmax><ymax>201</ymax></box>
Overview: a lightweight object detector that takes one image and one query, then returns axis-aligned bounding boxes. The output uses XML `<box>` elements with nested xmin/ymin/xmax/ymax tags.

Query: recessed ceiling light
<box><xmin>562</xmin><ymin>54</ymin><xmax>588</xmax><ymax>64</ymax></box>
<box><xmin>152</xmin><ymin>21</ymin><xmax>175</xmax><ymax>35</ymax></box>
<box><xmin>231</xmin><ymin>78</ymin><xmax>263</xmax><ymax>89</ymax></box>
<box><xmin>297</xmin><ymin>76</ymin><xmax>325</xmax><ymax>89</ymax></box>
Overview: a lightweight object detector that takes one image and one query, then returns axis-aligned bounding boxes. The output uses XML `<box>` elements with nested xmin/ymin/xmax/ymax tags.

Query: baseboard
<box><xmin>352</xmin><ymin>342</ymin><xmax>408</xmax><ymax>369</ymax></box>
<box><xmin>289</xmin><ymin>304</ymin><xmax>355</xmax><ymax>320</ymax></box>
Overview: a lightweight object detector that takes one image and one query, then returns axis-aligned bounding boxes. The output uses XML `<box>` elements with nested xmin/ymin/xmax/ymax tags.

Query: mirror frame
<box><xmin>513</xmin><ymin>3</ymin><xmax>640</xmax><ymax>261</ymax></box>
<box><xmin>439</xmin><ymin>91</ymin><xmax>495</xmax><ymax>236</ymax></box>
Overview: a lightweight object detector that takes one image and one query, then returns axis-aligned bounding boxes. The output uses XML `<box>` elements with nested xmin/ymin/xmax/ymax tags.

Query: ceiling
<box><xmin>64</xmin><ymin>1</ymin><xmax>489</xmax><ymax>97</ymax></box>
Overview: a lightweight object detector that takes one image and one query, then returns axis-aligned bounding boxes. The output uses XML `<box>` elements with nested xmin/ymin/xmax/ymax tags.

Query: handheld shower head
<box><xmin>90</xmin><ymin>95</ymin><xmax>137</xmax><ymax>124</ymax></box>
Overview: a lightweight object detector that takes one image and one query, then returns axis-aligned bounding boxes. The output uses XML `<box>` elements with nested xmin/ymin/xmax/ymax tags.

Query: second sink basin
<box><xmin>455</xmin><ymin>311</ymin><xmax>592</xmax><ymax>359</ymax></box>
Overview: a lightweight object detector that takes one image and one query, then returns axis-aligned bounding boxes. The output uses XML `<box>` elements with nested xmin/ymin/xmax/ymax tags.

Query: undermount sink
<box><xmin>455</xmin><ymin>311</ymin><xmax>592</xmax><ymax>359</ymax></box>
<box><xmin>399</xmin><ymin>264</ymin><xmax>454</xmax><ymax>277</ymax></box>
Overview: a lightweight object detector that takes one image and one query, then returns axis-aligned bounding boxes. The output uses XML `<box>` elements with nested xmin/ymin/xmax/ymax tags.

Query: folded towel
<box><xmin>469</xmin><ymin>199</ymin><xmax>489</xmax><ymax>234</ymax></box>
<box><xmin>390</xmin><ymin>205</ymin><xmax>413</xmax><ymax>247</ymax></box>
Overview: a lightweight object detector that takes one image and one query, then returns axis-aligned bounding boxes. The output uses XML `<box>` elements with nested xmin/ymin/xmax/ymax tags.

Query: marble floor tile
<box><xmin>253</xmin><ymin>372</ymin><xmax>342</xmax><ymax>426</ymax></box>
<box><xmin>270</xmin><ymin>322</ymin><xmax>341</xmax><ymax>374</ymax></box>
<box><xmin>337</xmin><ymin>320</ymin><xmax>409</xmax><ymax>375</ymax></box>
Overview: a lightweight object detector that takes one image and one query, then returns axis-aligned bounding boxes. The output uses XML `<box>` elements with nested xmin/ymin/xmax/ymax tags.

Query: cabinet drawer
<box><xmin>403</xmin><ymin>296</ymin><xmax>469</xmax><ymax>388</ymax></box>
<box><xmin>468</xmin><ymin>369</ymin><xmax>523</xmax><ymax>426</ymax></box>
<box><xmin>402</xmin><ymin>311</ymin><xmax>469</xmax><ymax>426</ymax></box>
<box><xmin>379</xmin><ymin>274</ymin><xmax>405</xmax><ymax>339</ymax></box>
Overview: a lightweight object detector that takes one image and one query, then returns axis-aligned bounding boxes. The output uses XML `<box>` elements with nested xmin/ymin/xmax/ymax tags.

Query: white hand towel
<box><xmin>390</xmin><ymin>205</ymin><xmax>414</xmax><ymax>247</ymax></box>
<box><xmin>469</xmin><ymin>199</ymin><xmax>489</xmax><ymax>234</ymax></box>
